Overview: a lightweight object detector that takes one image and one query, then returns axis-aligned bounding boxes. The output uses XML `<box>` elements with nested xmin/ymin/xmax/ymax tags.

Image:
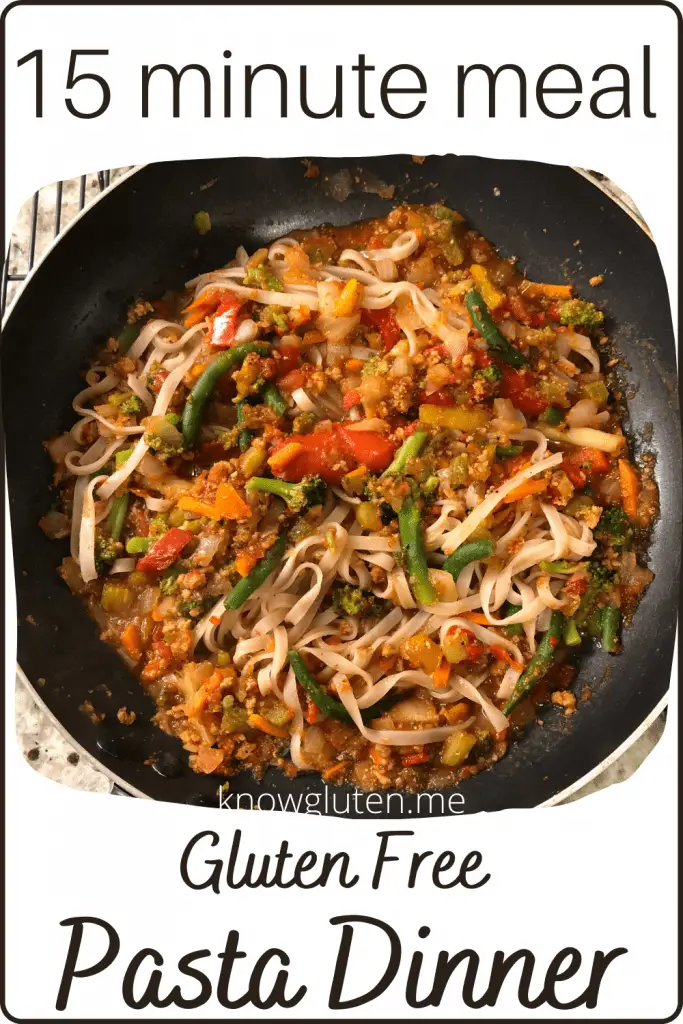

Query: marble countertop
<box><xmin>9</xmin><ymin>167</ymin><xmax>666</xmax><ymax>804</ymax></box>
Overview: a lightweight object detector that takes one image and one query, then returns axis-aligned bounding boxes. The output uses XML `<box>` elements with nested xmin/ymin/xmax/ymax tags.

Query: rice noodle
<box><xmin>440</xmin><ymin>453</ymin><xmax>563</xmax><ymax>554</ymax></box>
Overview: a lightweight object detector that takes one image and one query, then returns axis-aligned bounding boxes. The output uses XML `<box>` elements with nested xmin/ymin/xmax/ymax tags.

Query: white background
<box><xmin>3</xmin><ymin>3</ymin><xmax>679</xmax><ymax>1019</ymax></box>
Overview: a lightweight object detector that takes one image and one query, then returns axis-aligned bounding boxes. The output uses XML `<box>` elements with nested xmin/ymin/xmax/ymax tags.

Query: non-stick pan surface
<box><xmin>3</xmin><ymin>156</ymin><xmax>680</xmax><ymax>814</ymax></box>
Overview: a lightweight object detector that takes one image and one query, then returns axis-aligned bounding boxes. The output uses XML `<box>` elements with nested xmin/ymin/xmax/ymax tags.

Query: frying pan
<box><xmin>3</xmin><ymin>156</ymin><xmax>680</xmax><ymax>815</ymax></box>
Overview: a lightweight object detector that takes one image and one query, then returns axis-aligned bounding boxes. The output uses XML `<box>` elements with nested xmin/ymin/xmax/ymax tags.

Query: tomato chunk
<box><xmin>563</xmin><ymin>448</ymin><xmax>611</xmax><ymax>488</ymax></box>
<box><xmin>273</xmin><ymin>344</ymin><xmax>301</xmax><ymax>379</ymax></box>
<box><xmin>136</xmin><ymin>527</ymin><xmax>192</xmax><ymax>573</ymax></box>
<box><xmin>361</xmin><ymin>307</ymin><xmax>401</xmax><ymax>351</ymax></box>
<box><xmin>499</xmin><ymin>365</ymin><xmax>548</xmax><ymax>418</ymax></box>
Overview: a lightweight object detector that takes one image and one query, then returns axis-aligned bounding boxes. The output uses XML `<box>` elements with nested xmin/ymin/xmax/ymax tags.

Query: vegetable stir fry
<box><xmin>41</xmin><ymin>203</ymin><xmax>658</xmax><ymax>791</ymax></box>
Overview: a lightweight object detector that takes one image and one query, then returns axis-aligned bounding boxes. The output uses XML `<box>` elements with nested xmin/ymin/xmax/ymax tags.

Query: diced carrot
<box><xmin>188</xmin><ymin>362</ymin><xmax>208</xmax><ymax>381</ymax></box>
<box><xmin>214</xmin><ymin>482</ymin><xmax>251</xmax><ymax>521</ymax></box>
<box><xmin>490</xmin><ymin>645</ymin><xmax>523</xmax><ymax>672</ymax></box>
<box><xmin>235</xmin><ymin>553</ymin><xmax>258</xmax><ymax>577</ymax></box>
<box><xmin>120</xmin><ymin>623</ymin><xmax>142</xmax><ymax>662</ymax></box>
<box><xmin>520</xmin><ymin>281</ymin><xmax>573</xmax><ymax>300</ymax></box>
<box><xmin>432</xmin><ymin>659</ymin><xmax>451</xmax><ymax>688</ymax></box>
<box><xmin>345</xmin><ymin>358</ymin><xmax>364</xmax><ymax>372</ymax></box>
<box><xmin>402</xmin><ymin>751</ymin><xmax>431</xmax><ymax>766</ymax></box>
<box><xmin>305</xmin><ymin>699</ymin><xmax>319</xmax><ymax>725</ymax></box>
<box><xmin>618</xmin><ymin>459</ymin><xmax>639</xmax><ymax>519</ymax></box>
<box><xmin>322</xmin><ymin>762</ymin><xmax>349</xmax><ymax>781</ymax></box>
<box><xmin>461</xmin><ymin>612</ymin><xmax>492</xmax><ymax>626</ymax></box>
<box><xmin>502</xmin><ymin>478</ymin><xmax>548</xmax><ymax>504</ymax></box>
<box><xmin>247</xmin><ymin>713</ymin><xmax>289</xmax><ymax>739</ymax></box>
<box><xmin>210</xmin><ymin>616</ymin><xmax>221</xmax><ymax>626</ymax></box>
<box><xmin>342</xmin><ymin>389</ymin><xmax>361</xmax><ymax>410</ymax></box>
<box><xmin>267</xmin><ymin>442</ymin><xmax>303</xmax><ymax>473</ymax></box>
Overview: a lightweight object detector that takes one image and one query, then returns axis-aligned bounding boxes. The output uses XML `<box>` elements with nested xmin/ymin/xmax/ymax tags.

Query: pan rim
<box><xmin>5</xmin><ymin>158</ymin><xmax>666</xmax><ymax>809</ymax></box>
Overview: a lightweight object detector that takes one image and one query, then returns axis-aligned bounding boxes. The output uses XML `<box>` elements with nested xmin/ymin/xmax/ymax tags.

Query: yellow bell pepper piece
<box><xmin>177</xmin><ymin>495</ymin><xmax>223</xmax><ymax>520</ymax></box>
<box><xmin>419</xmin><ymin>404</ymin><xmax>490</xmax><ymax>430</ymax></box>
<box><xmin>334</xmin><ymin>278</ymin><xmax>363</xmax><ymax>317</ymax></box>
<box><xmin>469</xmin><ymin>264</ymin><xmax>505</xmax><ymax>310</ymax></box>
<box><xmin>178</xmin><ymin>482</ymin><xmax>251</xmax><ymax>522</ymax></box>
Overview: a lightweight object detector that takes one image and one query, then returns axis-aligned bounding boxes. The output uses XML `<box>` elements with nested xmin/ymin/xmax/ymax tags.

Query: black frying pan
<box><xmin>3</xmin><ymin>156</ymin><xmax>680</xmax><ymax>815</ymax></box>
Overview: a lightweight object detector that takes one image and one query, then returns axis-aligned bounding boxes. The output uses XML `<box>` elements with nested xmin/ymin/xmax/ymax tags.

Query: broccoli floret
<box><xmin>177</xmin><ymin>595</ymin><xmax>213</xmax><ymax>619</ymax></box>
<box><xmin>361</xmin><ymin>356</ymin><xmax>389</xmax><ymax>377</ymax></box>
<box><xmin>159</xmin><ymin>566</ymin><xmax>182</xmax><ymax>596</ymax></box>
<box><xmin>244</xmin><ymin>265</ymin><xmax>284</xmax><ymax>292</ymax></box>
<box><xmin>595</xmin><ymin>506</ymin><xmax>632</xmax><ymax>548</ymax></box>
<box><xmin>95</xmin><ymin>534</ymin><xmax>123</xmax><ymax>574</ymax></box>
<box><xmin>145</xmin><ymin>434</ymin><xmax>183</xmax><ymax>459</ymax></box>
<box><xmin>246</xmin><ymin>474</ymin><xmax>326</xmax><ymax>512</ymax></box>
<box><xmin>333</xmin><ymin>585</ymin><xmax>386</xmax><ymax>619</ymax></box>
<box><xmin>474</xmin><ymin>364</ymin><xmax>503</xmax><ymax>384</ymax></box>
<box><xmin>259</xmin><ymin>305</ymin><xmax>290</xmax><ymax>332</ymax></box>
<box><xmin>149</xmin><ymin>514</ymin><xmax>169</xmax><ymax>537</ymax></box>
<box><xmin>588</xmin><ymin>560</ymin><xmax>615</xmax><ymax>589</ymax></box>
<box><xmin>119</xmin><ymin>394</ymin><xmax>143</xmax><ymax>416</ymax></box>
<box><xmin>558</xmin><ymin>299</ymin><xmax>604</xmax><ymax>330</ymax></box>
<box><xmin>574</xmin><ymin>560</ymin><xmax>615</xmax><ymax>628</ymax></box>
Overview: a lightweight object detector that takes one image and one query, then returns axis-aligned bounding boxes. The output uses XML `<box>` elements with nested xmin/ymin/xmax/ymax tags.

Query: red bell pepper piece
<box><xmin>272</xmin><ymin>425</ymin><xmax>395</xmax><ymax>483</ymax></box>
<box><xmin>500</xmin><ymin>365</ymin><xmax>548</xmax><ymax>418</ymax></box>
<box><xmin>208</xmin><ymin>295</ymin><xmax>242</xmax><ymax>349</ymax></box>
<box><xmin>361</xmin><ymin>307</ymin><xmax>401</xmax><ymax>351</ymax></box>
<box><xmin>136</xmin><ymin>527</ymin><xmax>192</xmax><ymax>573</ymax></box>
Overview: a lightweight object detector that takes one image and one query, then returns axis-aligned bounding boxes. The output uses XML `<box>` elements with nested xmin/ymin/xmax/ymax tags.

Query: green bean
<box><xmin>563</xmin><ymin>617</ymin><xmax>582</xmax><ymax>647</ymax></box>
<box><xmin>585</xmin><ymin>607</ymin><xmax>605</xmax><ymax>638</ymax></box>
<box><xmin>107</xmin><ymin>492</ymin><xmax>129</xmax><ymax>542</ymax></box>
<box><xmin>501</xmin><ymin>601</ymin><xmax>524</xmax><ymax>636</ymax></box>
<box><xmin>442</xmin><ymin>538</ymin><xmax>495</xmax><ymax>581</ymax></box>
<box><xmin>224</xmin><ymin>532</ymin><xmax>287</xmax><ymax>610</ymax></box>
<box><xmin>382</xmin><ymin>430</ymin><xmax>428</xmax><ymax>477</ymax></box>
<box><xmin>288</xmin><ymin>650</ymin><xmax>350</xmax><ymax>722</ymax></box>
<box><xmin>503</xmin><ymin>610</ymin><xmax>565</xmax><ymax>716</ymax></box>
<box><xmin>182</xmin><ymin>342</ymin><xmax>271</xmax><ymax>448</ymax></box>
<box><xmin>601</xmin><ymin>605</ymin><xmax>621</xmax><ymax>653</ymax></box>
<box><xmin>398</xmin><ymin>491</ymin><xmax>436</xmax><ymax>606</ymax></box>
<box><xmin>236</xmin><ymin>400</ymin><xmax>252</xmax><ymax>453</ymax></box>
<box><xmin>465</xmin><ymin>289</ymin><xmax>527</xmax><ymax>368</ymax></box>
<box><xmin>495</xmin><ymin>444</ymin><xmax>523</xmax><ymax>458</ymax></box>
<box><xmin>288</xmin><ymin>650</ymin><xmax>402</xmax><ymax>725</ymax></box>
<box><xmin>116</xmin><ymin>315</ymin><xmax>150</xmax><ymax>354</ymax></box>
<box><xmin>263</xmin><ymin>382</ymin><xmax>289</xmax><ymax>417</ymax></box>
